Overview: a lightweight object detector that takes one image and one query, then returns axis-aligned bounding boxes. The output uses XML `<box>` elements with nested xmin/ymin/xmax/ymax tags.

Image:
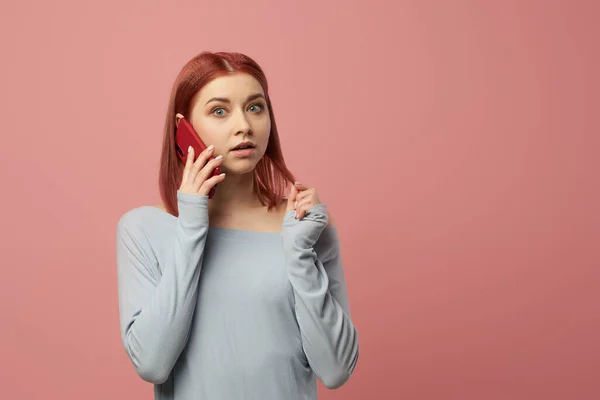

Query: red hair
<box><xmin>158</xmin><ymin>51</ymin><xmax>296</xmax><ymax>216</ymax></box>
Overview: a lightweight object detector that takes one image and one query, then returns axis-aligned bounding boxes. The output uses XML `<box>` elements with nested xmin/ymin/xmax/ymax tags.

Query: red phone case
<box><xmin>174</xmin><ymin>117</ymin><xmax>221</xmax><ymax>199</ymax></box>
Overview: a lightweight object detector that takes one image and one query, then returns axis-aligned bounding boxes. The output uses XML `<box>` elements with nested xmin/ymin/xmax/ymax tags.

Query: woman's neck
<box><xmin>206</xmin><ymin>170</ymin><xmax>287</xmax><ymax>231</ymax></box>
<box><xmin>209</xmin><ymin>171</ymin><xmax>263</xmax><ymax>211</ymax></box>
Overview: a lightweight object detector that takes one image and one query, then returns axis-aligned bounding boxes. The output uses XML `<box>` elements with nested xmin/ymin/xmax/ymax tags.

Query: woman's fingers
<box><xmin>286</xmin><ymin>184</ymin><xmax>299</xmax><ymax>212</ymax></box>
<box><xmin>295</xmin><ymin>188</ymin><xmax>314</xmax><ymax>202</ymax></box>
<box><xmin>190</xmin><ymin>145</ymin><xmax>215</xmax><ymax>178</ymax></box>
<box><xmin>200</xmin><ymin>172</ymin><xmax>227</xmax><ymax>195</ymax></box>
<box><xmin>193</xmin><ymin>155</ymin><xmax>223</xmax><ymax>191</ymax></box>
<box><xmin>295</xmin><ymin>197</ymin><xmax>314</xmax><ymax>219</ymax></box>
<box><xmin>291</xmin><ymin>183</ymin><xmax>321</xmax><ymax>219</ymax></box>
<box><xmin>294</xmin><ymin>182</ymin><xmax>310</xmax><ymax>191</ymax></box>
<box><xmin>181</xmin><ymin>146</ymin><xmax>195</xmax><ymax>186</ymax></box>
<box><xmin>179</xmin><ymin>144</ymin><xmax>220</xmax><ymax>195</ymax></box>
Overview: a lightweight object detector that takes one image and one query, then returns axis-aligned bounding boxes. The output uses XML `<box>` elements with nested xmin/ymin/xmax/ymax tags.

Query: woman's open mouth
<box><xmin>230</xmin><ymin>142</ymin><xmax>256</xmax><ymax>158</ymax></box>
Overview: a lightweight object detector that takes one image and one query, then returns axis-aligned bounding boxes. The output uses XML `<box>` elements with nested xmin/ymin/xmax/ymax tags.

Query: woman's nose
<box><xmin>233</xmin><ymin>110</ymin><xmax>251</xmax><ymax>135</ymax></box>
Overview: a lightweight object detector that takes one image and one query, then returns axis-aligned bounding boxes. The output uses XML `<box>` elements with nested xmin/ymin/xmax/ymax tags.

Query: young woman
<box><xmin>116</xmin><ymin>51</ymin><xmax>359</xmax><ymax>399</ymax></box>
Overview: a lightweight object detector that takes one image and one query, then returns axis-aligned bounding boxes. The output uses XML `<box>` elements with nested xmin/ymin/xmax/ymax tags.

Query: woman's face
<box><xmin>179</xmin><ymin>73</ymin><xmax>271</xmax><ymax>175</ymax></box>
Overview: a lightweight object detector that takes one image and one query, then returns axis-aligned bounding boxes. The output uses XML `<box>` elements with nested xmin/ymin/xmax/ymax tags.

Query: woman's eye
<box><xmin>212</xmin><ymin>107</ymin><xmax>227</xmax><ymax>116</ymax></box>
<box><xmin>248</xmin><ymin>104</ymin><xmax>263</xmax><ymax>113</ymax></box>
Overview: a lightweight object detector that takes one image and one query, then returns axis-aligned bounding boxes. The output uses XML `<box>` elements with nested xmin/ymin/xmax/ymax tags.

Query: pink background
<box><xmin>1</xmin><ymin>1</ymin><xmax>598</xmax><ymax>399</ymax></box>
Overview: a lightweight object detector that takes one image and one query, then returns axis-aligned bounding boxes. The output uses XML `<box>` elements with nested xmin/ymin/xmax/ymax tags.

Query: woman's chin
<box><xmin>222</xmin><ymin>160</ymin><xmax>258</xmax><ymax>176</ymax></box>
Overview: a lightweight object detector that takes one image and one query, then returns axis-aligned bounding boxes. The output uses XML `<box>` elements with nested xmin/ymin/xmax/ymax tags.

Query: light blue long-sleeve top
<box><xmin>116</xmin><ymin>191</ymin><xmax>359</xmax><ymax>399</ymax></box>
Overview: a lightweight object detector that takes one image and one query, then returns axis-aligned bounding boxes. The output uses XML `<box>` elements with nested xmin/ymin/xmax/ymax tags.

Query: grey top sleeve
<box><xmin>116</xmin><ymin>192</ymin><xmax>209</xmax><ymax>384</ymax></box>
<box><xmin>281</xmin><ymin>204</ymin><xmax>360</xmax><ymax>389</ymax></box>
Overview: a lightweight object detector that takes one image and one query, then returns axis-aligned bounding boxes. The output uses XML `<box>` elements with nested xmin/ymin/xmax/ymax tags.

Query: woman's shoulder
<box><xmin>117</xmin><ymin>204</ymin><xmax>175</xmax><ymax>240</ymax></box>
<box><xmin>118</xmin><ymin>203</ymin><xmax>167</xmax><ymax>222</ymax></box>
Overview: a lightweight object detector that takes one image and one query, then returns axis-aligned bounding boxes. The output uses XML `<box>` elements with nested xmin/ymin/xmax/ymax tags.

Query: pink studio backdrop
<box><xmin>1</xmin><ymin>1</ymin><xmax>598</xmax><ymax>399</ymax></box>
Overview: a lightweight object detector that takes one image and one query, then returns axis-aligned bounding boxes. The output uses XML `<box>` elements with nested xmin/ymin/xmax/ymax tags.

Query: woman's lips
<box><xmin>231</xmin><ymin>147</ymin><xmax>256</xmax><ymax>157</ymax></box>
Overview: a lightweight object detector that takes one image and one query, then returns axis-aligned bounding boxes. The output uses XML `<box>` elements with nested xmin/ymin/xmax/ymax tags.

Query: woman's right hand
<box><xmin>179</xmin><ymin>145</ymin><xmax>226</xmax><ymax>196</ymax></box>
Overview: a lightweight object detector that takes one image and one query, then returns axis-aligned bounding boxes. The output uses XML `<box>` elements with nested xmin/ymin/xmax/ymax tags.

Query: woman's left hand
<box><xmin>287</xmin><ymin>182</ymin><xmax>321</xmax><ymax>219</ymax></box>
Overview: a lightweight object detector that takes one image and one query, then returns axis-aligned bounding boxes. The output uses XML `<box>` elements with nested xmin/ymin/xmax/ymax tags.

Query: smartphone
<box><xmin>174</xmin><ymin>117</ymin><xmax>221</xmax><ymax>199</ymax></box>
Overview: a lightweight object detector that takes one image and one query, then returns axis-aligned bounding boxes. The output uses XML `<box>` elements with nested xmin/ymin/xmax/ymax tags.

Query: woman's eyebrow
<box><xmin>246</xmin><ymin>93</ymin><xmax>265</xmax><ymax>102</ymax></box>
<box><xmin>205</xmin><ymin>93</ymin><xmax>265</xmax><ymax>105</ymax></box>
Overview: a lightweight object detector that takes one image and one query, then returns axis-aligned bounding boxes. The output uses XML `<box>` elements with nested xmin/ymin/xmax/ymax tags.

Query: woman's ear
<box><xmin>175</xmin><ymin>113</ymin><xmax>184</xmax><ymax>128</ymax></box>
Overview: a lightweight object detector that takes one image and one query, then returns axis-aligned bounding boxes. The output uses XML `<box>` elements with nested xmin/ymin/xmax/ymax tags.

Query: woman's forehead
<box><xmin>197</xmin><ymin>73</ymin><xmax>264</xmax><ymax>102</ymax></box>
